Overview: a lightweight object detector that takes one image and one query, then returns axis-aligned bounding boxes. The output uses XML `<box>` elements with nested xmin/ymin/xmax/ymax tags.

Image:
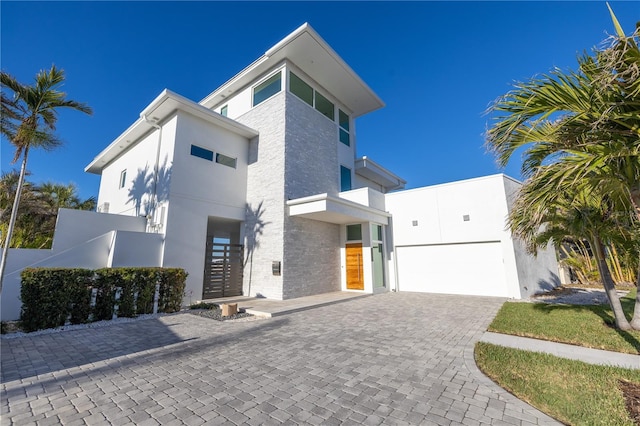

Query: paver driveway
<box><xmin>1</xmin><ymin>292</ymin><xmax>560</xmax><ymax>425</ymax></box>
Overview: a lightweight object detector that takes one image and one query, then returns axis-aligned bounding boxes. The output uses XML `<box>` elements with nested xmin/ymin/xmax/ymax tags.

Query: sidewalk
<box><xmin>204</xmin><ymin>290</ymin><xmax>371</xmax><ymax>317</ymax></box>
<box><xmin>480</xmin><ymin>331</ymin><xmax>640</xmax><ymax>370</ymax></box>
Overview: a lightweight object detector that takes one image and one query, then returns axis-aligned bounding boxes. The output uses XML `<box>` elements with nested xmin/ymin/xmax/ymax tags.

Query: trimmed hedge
<box><xmin>20</xmin><ymin>268</ymin><xmax>94</xmax><ymax>332</ymax></box>
<box><xmin>20</xmin><ymin>267</ymin><xmax>187</xmax><ymax>332</ymax></box>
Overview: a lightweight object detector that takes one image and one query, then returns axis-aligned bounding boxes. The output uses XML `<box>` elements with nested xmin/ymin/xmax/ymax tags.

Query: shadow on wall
<box><xmin>244</xmin><ymin>201</ymin><xmax>269</xmax><ymax>296</ymax></box>
<box><xmin>127</xmin><ymin>157</ymin><xmax>172</xmax><ymax>218</ymax></box>
<box><xmin>537</xmin><ymin>271</ymin><xmax>561</xmax><ymax>293</ymax></box>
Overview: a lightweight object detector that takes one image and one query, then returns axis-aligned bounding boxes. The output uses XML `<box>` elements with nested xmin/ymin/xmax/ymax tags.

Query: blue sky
<box><xmin>1</xmin><ymin>1</ymin><xmax>638</xmax><ymax>200</ymax></box>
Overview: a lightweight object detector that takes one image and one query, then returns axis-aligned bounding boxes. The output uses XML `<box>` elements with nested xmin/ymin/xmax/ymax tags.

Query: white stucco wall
<box><xmin>386</xmin><ymin>175</ymin><xmax>519</xmax><ymax>298</ymax></box>
<box><xmin>53</xmin><ymin>208</ymin><xmax>146</xmax><ymax>251</ymax></box>
<box><xmin>0</xmin><ymin>232</ymin><xmax>115</xmax><ymax>321</ymax></box>
<box><xmin>161</xmin><ymin>110</ymin><xmax>250</xmax><ymax>303</ymax></box>
<box><xmin>385</xmin><ymin>174</ymin><xmax>559</xmax><ymax>299</ymax></box>
<box><xmin>502</xmin><ymin>176</ymin><xmax>560</xmax><ymax>297</ymax></box>
<box><xmin>109</xmin><ymin>231</ymin><xmax>164</xmax><ymax>267</ymax></box>
<box><xmin>96</xmin><ymin>115</ymin><xmax>177</xmax><ymax>218</ymax></box>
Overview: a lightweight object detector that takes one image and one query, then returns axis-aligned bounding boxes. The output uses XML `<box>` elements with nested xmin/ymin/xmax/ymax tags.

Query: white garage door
<box><xmin>396</xmin><ymin>242</ymin><xmax>509</xmax><ymax>297</ymax></box>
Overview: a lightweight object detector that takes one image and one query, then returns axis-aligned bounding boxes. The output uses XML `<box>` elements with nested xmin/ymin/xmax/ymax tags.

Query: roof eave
<box><xmin>85</xmin><ymin>90</ymin><xmax>258</xmax><ymax>175</ymax></box>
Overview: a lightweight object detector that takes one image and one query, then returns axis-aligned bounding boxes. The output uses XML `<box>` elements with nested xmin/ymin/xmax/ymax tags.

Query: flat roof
<box><xmin>199</xmin><ymin>23</ymin><xmax>385</xmax><ymax>118</ymax></box>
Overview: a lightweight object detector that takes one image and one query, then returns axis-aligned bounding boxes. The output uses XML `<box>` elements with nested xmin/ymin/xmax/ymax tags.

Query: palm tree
<box><xmin>0</xmin><ymin>66</ymin><xmax>92</xmax><ymax>293</ymax></box>
<box><xmin>509</xmin><ymin>170</ymin><xmax>636</xmax><ymax>330</ymax></box>
<box><xmin>485</xmin><ymin>8</ymin><xmax>639</xmax><ymax>329</ymax></box>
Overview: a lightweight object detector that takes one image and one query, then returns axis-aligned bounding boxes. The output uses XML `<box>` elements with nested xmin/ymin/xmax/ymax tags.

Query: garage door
<box><xmin>396</xmin><ymin>242</ymin><xmax>509</xmax><ymax>297</ymax></box>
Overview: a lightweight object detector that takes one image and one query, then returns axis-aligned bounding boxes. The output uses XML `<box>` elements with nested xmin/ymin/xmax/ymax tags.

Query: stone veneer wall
<box><xmin>282</xmin><ymin>92</ymin><xmax>341</xmax><ymax>299</ymax></box>
<box><xmin>235</xmin><ymin>92</ymin><xmax>287</xmax><ymax>299</ymax></box>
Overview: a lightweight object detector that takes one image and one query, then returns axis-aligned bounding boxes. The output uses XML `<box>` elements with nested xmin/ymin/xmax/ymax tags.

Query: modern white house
<box><xmin>0</xmin><ymin>23</ymin><xmax>559</xmax><ymax>321</ymax></box>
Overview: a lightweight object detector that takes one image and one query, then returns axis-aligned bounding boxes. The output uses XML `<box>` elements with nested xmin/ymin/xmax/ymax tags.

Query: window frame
<box><xmin>340</xmin><ymin>165</ymin><xmax>352</xmax><ymax>192</ymax></box>
<box><xmin>119</xmin><ymin>169</ymin><xmax>127</xmax><ymax>189</ymax></box>
<box><xmin>216</xmin><ymin>152</ymin><xmax>237</xmax><ymax>169</ymax></box>
<box><xmin>190</xmin><ymin>144</ymin><xmax>214</xmax><ymax>162</ymax></box>
<box><xmin>252</xmin><ymin>71</ymin><xmax>282</xmax><ymax>107</ymax></box>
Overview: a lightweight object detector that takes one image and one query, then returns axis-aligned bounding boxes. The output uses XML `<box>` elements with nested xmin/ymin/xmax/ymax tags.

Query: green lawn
<box><xmin>488</xmin><ymin>288</ymin><xmax>640</xmax><ymax>354</ymax></box>
<box><xmin>475</xmin><ymin>342</ymin><xmax>640</xmax><ymax>426</ymax></box>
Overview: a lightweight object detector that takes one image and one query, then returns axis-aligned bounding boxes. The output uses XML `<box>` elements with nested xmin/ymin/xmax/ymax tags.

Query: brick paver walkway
<box><xmin>1</xmin><ymin>292</ymin><xmax>560</xmax><ymax>425</ymax></box>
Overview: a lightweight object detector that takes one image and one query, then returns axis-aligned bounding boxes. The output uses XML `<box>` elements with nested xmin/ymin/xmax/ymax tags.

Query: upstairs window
<box><xmin>315</xmin><ymin>91</ymin><xmax>334</xmax><ymax>121</ymax></box>
<box><xmin>119</xmin><ymin>169</ymin><xmax>127</xmax><ymax>189</ymax></box>
<box><xmin>253</xmin><ymin>72</ymin><xmax>282</xmax><ymax>107</ymax></box>
<box><xmin>190</xmin><ymin>144</ymin><xmax>214</xmax><ymax>161</ymax></box>
<box><xmin>220</xmin><ymin>105</ymin><xmax>228</xmax><ymax>117</ymax></box>
<box><xmin>339</xmin><ymin>109</ymin><xmax>350</xmax><ymax>146</ymax></box>
<box><xmin>340</xmin><ymin>165</ymin><xmax>352</xmax><ymax>192</ymax></box>
<box><xmin>290</xmin><ymin>72</ymin><xmax>313</xmax><ymax>106</ymax></box>
<box><xmin>216</xmin><ymin>153</ymin><xmax>237</xmax><ymax>169</ymax></box>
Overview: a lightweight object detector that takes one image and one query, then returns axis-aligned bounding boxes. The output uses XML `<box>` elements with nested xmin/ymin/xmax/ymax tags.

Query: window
<box><xmin>220</xmin><ymin>105</ymin><xmax>228</xmax><ymax>117</ymax></box>
<box><xmin>339</xmin><ymin>109</ymin><xmax>350</xmax><ymax>146</ymax></box>
<box><xmin>340</xmin><ymin>166</ymin><xmax>352</xmax><ymax>192</ymax></box>
<box><xmin>372</xmin><ymin>224</ymin><xmax>383</xmax><ymax>241</ymax></box>
<box><xmin>346</xmin><ymin>224</ymin><xmax>362</xmax><ymax>241</ymax></box>
<box><xmin>290</xmin><ymin>72</ymin><xmax>313</xmax><ymax>106</ymax></box>
<box><xmin>315</xmin><ymin>91</ymin><xmax>334</xmax><ymax>120</ymax></box>
<box><xmin>216</xmin><ymin>153</ymin><xmax>237</xmax><ymax>169</ymax></box>
<box><xmin>190</xmin><ymin>144</ymin><xmax>214</xmax><ymax>161</ymax></box>
<box><xmin>119</xmin><ymin>169</ymin><xmax>127</xmax><ymax>189</ymax></box>
<box><xmin>253</xmin><ymin>72</ymin><xmax>281</xmax><ymax>107</ymax></box>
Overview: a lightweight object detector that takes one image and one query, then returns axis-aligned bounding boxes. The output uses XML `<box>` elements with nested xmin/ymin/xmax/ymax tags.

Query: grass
<box><xmin>488</xmin><ymin>287</ymin><xmax>640</xmax><ymax>354</ymax></box>
<box><xmin>475</xmin><ymin>342</ymin><xmax>640</xmax><ymax>426</ymax></box>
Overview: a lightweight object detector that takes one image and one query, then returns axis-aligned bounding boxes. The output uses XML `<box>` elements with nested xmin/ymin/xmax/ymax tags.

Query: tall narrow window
<box><xmin>315</xmin><ymin>91</ymin><xmax>334</xmax><ymax>120</ymax></box>
<box><xmin>253</xmin><ymin>72</ymin><xmax>282</xmax><ymax>107</ymax></box>
<box><xmin>339</xmin><ymin>109</ymin><xmax>350</xmax><ymax>146</ymax></box>
<box><xmin>220</xmin><ymin>105</ymin><xmax>228</xmax><ymax>117</ymax></box>
<box><xmin>290</xmin><ymin>72</ymin><xmax>313</xmax><ymax>106</ymax></box>
<box><xmin>340</xmin><ymin>166</ymin><xmax>352</xmax><ymax>192</ymax></box>
<box><xmin>119</xmin><ymin>169</ymin><xmax>127</xmax><ymax>189</ymax></box>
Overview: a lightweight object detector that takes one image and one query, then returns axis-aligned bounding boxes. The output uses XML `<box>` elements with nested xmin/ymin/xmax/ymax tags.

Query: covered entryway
<box><xmin>396</xmin><ymin>242</ymin><xmax>509</xmax><ymax>297</ymax></box>
<box><xmin>203</xmin><ymin>217</ymin><xmax>244</xmax><ymax>299</ymax></box>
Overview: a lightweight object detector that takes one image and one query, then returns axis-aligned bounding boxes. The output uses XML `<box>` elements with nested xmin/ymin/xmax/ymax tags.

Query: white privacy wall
<box><xmin>386</xmin><ymin>175</ymin><xmax>526</xmax><ymax>298</ymax></box>
<box><xmin>0</xmin><ymin>209</ymin><xmax>153</xmax><ymax>321</ymax></box>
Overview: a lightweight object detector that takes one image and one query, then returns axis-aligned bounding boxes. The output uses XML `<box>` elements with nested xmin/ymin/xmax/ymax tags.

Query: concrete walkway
<box><xmin>205</xmin><ymin>291</ymin><xmax>371</xmax><ymax>318</ymax></box>
<box><xmin>480</xmin><ymin>331</ymin><xmax>640</xmax><ymax>369</ymax></box>
<box><xmin>1</xmin><ymin>292</ymin><xmax>562</xmax><ymax>425</ymax></box>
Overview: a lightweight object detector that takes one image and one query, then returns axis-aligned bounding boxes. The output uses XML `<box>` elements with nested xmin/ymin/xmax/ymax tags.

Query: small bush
<box><xmin>190</xmin><ymin>302</ymin><xmax>218</xmax><ymax>310</ymax></box>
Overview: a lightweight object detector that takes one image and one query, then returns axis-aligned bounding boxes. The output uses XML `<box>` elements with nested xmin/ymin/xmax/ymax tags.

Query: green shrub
<box><xmin>20</xmin><ymin>267</ymin><xmax>187</xmax><ymax>331</ymax></box>
<box><xmin>158</xmin><ymin>268</ymin><xmax>187</xmax><ymax>313</ymax></box>
<box><xmin>20</xmin><ymin>268</ymin><xmax>93</xmax><ymax>332</ymax></box>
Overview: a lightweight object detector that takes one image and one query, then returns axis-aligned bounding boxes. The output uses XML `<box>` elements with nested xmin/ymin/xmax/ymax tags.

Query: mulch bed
<box><xmin>619</xmin><ymin>380</ymin><xmax>640</xmax><ymax>425</ymax></box>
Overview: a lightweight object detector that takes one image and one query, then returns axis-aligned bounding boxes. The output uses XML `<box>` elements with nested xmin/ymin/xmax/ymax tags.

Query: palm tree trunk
<box><xmin>629</xmin><ymin>188</ymin><xmax>640</xmax><ymax>330</ymax></box>
<box><xmin>0</xmin><ymin>146</ymin><xmax>29</xmax><ymax>294</ymax></box>
<box><xmin>630</xmin><ymin>264</ymin><xmax>640</xmax><ymax>330</ymax></box>
<box><xmin>592</xmin><ymin>236</ymin><xmax>631</xmax><ymax>330</ymax></box>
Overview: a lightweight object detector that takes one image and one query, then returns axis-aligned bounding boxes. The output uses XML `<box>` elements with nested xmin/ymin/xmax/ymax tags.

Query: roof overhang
<box><xmin>200</xmin><ymin>23</ymin><xmax>384</xmax><ymax>118</ymax></box>
<box><xmin>355</xmin><ymin>156</ymin><xmax>406</xmax><ymax>192</ymax></box>
<box><xmin>287</xmin><ymin>193</ymin><xmax>390</xmax><ymax>225</ymax></box>
<box><xmin>85</xmin><ymin>89</ymin><xmax>258</xmax><ymax>174</ymax></box>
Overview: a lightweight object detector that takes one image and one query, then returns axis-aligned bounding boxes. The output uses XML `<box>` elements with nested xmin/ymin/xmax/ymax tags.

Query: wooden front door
<box><xmin>346</xmin><ymin>243</ymin><xmax>364</xmax><ymax>290</ymax></box>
